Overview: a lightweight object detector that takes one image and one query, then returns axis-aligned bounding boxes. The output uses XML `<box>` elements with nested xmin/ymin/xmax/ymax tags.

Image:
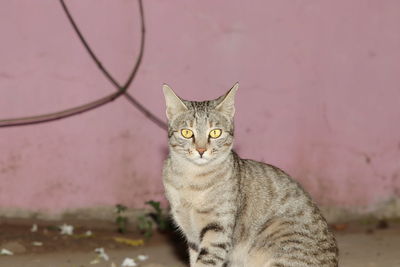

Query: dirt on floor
<box><xmin>1</xmin><ymin>219</ymin><xmax>400</xmax><ymax>267</ymax></box>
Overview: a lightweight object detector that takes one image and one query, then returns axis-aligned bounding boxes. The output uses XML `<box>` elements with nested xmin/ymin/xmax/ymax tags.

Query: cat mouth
<box><xmin>192</xmin><ymin>156</ymin><xmax>210</xmax><ymax>165</ymax></box>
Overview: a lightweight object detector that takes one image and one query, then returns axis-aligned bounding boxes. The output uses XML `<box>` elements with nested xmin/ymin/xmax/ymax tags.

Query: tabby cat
<box><xmin>162</xmin><ymin>83</ymin><xmax>338</xmax><ymax>267</ymax></box>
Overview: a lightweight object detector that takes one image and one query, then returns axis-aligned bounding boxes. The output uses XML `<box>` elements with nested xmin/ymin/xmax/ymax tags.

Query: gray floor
<box><xmin>2</xmin><ymin>228</ymin><xmax>400</xmax><ymax>267</ymax></box>
<box><xmin>337</xmin><ymin>228</ymin><xmax>400</xmax><ymax>267</ymax></box>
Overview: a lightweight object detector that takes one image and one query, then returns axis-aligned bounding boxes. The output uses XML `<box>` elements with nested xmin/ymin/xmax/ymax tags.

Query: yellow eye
<box><xmin>209</xmin><ymin>129</ymin><xmax>222</xmax><ymax>138</ymax></box>
<box><xmin>181</xmin><ymin>129</ymin><xmax>194</xmax><ymax>139</ymax></box>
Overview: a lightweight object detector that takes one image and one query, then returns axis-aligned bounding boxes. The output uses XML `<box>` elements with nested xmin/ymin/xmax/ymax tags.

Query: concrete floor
<box><xmin>337</xmin><ymin>227</ymin><xmax>400</xmax><ymax>267</ymax></box>
<box><xmin>1</xmin><ymin>222</ymin><xmax>400</xmax><ymax>266</ymax></box>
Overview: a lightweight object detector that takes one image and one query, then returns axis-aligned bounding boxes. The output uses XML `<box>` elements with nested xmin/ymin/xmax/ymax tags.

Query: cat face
<box><xmin>163</xmin><ymin>83</ymin><xmax>238</xmax><ymax>165</ymax></box>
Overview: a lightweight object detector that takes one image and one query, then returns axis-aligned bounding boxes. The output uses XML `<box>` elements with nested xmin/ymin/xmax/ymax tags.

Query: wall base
<box><xmin>1</xmin><ymin>198</ymin><xmax>400</xmax><ymax>225</ymax></box>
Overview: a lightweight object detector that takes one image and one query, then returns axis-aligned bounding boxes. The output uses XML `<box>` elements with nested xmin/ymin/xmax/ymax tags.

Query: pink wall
<box><xmin>1</xmin><ymin>0</ymin><xmax>399</xmax><ymax>214</ymax></box>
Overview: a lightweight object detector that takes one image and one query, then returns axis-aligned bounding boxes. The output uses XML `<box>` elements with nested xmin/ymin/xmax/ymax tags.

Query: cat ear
<box><xmin>215</xmin><ymin>82</ymin><xmax>239</xmax><ymax>118</ymax></box>
<box><xmin>162</xmin><ymin>84</ymin><xmax>188</xmax><ymax>120</ymax></box>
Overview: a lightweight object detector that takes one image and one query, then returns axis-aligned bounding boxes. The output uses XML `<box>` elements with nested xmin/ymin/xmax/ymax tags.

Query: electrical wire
<box><xmin>0</xmin><ymin>0</ymin><xmax>167</xmax><ymax>130</ymax></box>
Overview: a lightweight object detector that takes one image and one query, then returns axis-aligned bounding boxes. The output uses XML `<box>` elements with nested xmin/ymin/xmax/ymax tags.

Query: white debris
<box><xmin>59</xmin><ymin>223</ymin><xmax>74</xmax><ymax>235</ymax></box>
<box><xmin>137</xmin><ymin>254</ymin><xmax>149</xmax><ymax>261</ymax></box>
<box><xmin>0</xmin><ymin>248</ymin><xmax>13</xmax><ymax>255</ymax></box>
<box><xmin>32</xmin><ymin>241</ymin><xmax>43</xmax><ymax>246</ymax></box>
<box><xmin>31</xmin><ymin>224</ymin><xmax>38</xmax><ymax>232</ymax></box>
<box><xmin>94</xmin><ymin>247</ymin><xmax>109</xmax><ymax>261</ymax></box>
<box><xmin>85</xmin><ymin>230</ymin><xmax>93</xmax><ymax>236</ymax></box>
<box><xmin>121</xmin><ymin>258</ymin><xmax>137</xmax><ymax>267</ymax></box>
<box><xmin>110</xmin><ymin>263</ymin><xmax>116</xmax><ymax>267</ymax></box>
<box><xmin>90</xmin><ymin>258</ymin><xmax>100</xmax><ymax>265</ymax></box>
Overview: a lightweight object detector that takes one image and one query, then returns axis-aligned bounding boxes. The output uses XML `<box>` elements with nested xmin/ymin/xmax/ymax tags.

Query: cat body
<box><xmin>162</xmin><ymin>83</ymin><xmax>338</xmax><ymax>267</ymax></box>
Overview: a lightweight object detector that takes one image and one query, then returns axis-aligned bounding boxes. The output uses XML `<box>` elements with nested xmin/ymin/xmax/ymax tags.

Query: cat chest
<box><xmin>176</xmin><ymin>192</ymin><xmax>210</xmax><ymax>241</ymax></box>
<box><xmin>168</xmin><ymin>185</ymin><xmax>213</xmax><ymax>212</ymax></box>
<box><xmin>165</xmin><ymin>172</ymin><xmax>218</xmax><ymax>208</ymax></box>
<box><xmin>166</xmin><ymin>183</ymin><xmax>216</xmax><ymax>239</ymax></box>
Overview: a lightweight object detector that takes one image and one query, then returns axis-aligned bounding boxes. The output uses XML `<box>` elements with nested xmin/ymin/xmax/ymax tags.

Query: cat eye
<box><xmin>209</xmin><ymin>129</ymin><xmax>222</xmax><ymax>139</ymax></box>
<box><xmin>181</xmin><ymin>129</ymin><xmax>194</xmax><ymax>139</ymax></box>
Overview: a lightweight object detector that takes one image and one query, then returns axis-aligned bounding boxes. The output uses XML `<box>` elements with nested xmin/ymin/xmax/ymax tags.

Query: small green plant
<box><xmin>146</xmin><ymin>200</ymin><xmax>170</xmax><ymax>231</ymax></box>
<box><xmin>137</xmin><ymin>214</ymin><xmax>153</xmax><ymax>239</ymax></box>
<box><xmin>137</xmin><ymin>200</ymin><xmax>173</xmax><ymax>238</ymax></box>
<box><xmin>115</xmin><ymin>204</ymin><xmax>128</xmax><ymax>233</ymax></box>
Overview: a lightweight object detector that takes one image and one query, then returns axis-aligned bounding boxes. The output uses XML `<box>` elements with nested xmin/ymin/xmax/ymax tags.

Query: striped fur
<box><xmin>162</xmin><ymin>84</ymin><xmax>338</xmax><ymax>267</ymax></box>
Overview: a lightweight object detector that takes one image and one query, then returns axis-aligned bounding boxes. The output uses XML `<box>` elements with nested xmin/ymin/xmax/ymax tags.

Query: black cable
<box><xmin>0</xmin><ymin>0</ymin><xmax>167</xmax><ymax>130</ymax></box>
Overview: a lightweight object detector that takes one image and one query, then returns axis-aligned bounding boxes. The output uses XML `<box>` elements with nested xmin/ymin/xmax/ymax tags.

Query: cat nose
<box><xmin>196</xmin><ymin>147</ymin><xmax>207</xmax><ymax>156</ymax></box>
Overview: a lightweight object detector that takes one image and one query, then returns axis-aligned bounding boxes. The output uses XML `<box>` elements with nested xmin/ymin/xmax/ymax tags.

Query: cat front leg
<box><xmin>188</xmin><ymin>241</ymin><xmax>199</xmax><ymax>266</ymax></box>
<box><xmin>194</xmin><ymin>221</ymin><xmax>232</xmax><ymax>267</ymax></box>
